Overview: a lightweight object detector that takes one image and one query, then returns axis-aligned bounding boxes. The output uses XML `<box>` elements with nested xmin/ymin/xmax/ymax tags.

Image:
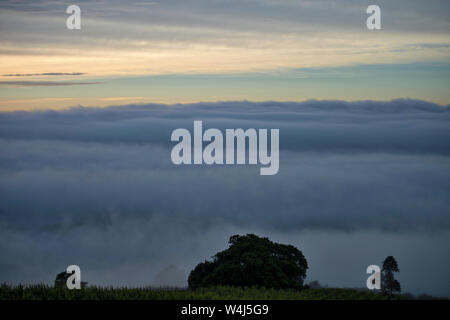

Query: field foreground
<box><xmin>0</xmin><ymin>284</ymin><xmax>411</xmax><ymax>300</ymax></box>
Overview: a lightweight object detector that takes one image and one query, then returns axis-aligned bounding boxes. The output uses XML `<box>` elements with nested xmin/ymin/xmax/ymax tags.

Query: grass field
<box><xmin>0</xmin><ymin>284</ymin><xmax>411</xmax><ymax>300</ymax></box>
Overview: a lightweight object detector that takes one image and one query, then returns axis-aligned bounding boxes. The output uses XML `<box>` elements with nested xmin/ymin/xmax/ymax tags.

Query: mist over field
<box><xmin>0</xmin><ymin>99</ymin><xmax>449</xmax><ymax>296</ymax></box>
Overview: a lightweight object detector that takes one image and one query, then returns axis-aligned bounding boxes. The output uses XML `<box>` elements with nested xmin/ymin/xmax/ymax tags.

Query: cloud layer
<box><xmin>1</xmin><ymin>0</ymin><xmax>449</xmax><ymax>76</ymax></box>
<box><xmin>1</xmin><ymin>99</ymin><xmax>449</xmax><ymax>232</ymax></box>
<box><xmin>0</xmin><ymin>81</ymin><xmax>103</xmax><ymax>87</ymax></box>
<box><xmin>0</xmin><ymin>99</ymin><xmax>449</xmax><ymax>294</ymax></box>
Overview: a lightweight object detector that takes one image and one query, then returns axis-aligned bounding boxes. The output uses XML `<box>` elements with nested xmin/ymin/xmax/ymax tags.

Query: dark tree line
<box><xmin>188</xmin><ymin>234</ymin><xmax>404</xmax><ymax>296</ymax></box>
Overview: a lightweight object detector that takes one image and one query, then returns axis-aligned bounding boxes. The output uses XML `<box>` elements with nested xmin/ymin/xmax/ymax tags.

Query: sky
<box><xmin>0</xmin><ymin>0</ymin><xmax>450</xmax><ymax>297</ymax></box>
<box><xmin>0</xmin><ymin>0</ymin><xmax>449</xmax><ymax>109</ymax></box>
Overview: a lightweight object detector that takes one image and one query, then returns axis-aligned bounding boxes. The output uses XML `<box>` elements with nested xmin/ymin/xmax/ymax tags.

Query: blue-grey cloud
<box><xmin>1</xmin><ymin>0</ymin><xmax>448</xmax><ymax>34</ymax></box>
<box><xmin>1</xmin><ymin>99</ymin><xmax>449</xmax><ymax>232</ymax></box>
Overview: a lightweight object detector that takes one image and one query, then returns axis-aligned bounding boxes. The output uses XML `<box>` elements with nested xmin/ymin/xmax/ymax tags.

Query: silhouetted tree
<box><xmin>381</xmin><ymin>256</ymin><xmax>401</xmax><ymax>295</ymax></box>
<box><xmin>55</xmin><ymin>271</ymin><xmax>69</xmax><ymax>288</ymax></box>
<box><xmin>188</xmin><ymin>234</ymin><xmax>308</xmax><ymax>289</ymax></box>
